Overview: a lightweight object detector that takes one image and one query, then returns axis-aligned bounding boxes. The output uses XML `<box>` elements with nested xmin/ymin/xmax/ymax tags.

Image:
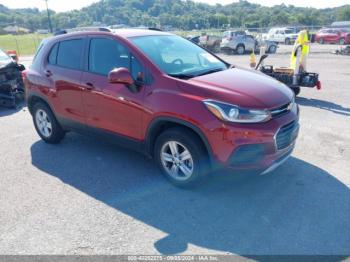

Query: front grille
<box><xmin>275</xmin><ymin>121</ymin><xmax>299</xmax><ymax>150</ymax></box>
<box><xmin>270</xmin><ymin>102</ymin><xmax>291</xmax><ymax>118</ymax></box>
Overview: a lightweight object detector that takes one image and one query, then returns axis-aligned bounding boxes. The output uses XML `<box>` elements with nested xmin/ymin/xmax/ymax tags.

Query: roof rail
<box><xmin>54</xmin><ymin>27</ymin><xmax>111</xmax><ymax>36</ymax></box>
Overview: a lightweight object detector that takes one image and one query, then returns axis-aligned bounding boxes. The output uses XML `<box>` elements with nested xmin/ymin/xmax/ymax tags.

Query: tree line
<box><xmin>1</xmin><ymin>0</ymin><xmax>350</xmax><ymax>33</ymax></box>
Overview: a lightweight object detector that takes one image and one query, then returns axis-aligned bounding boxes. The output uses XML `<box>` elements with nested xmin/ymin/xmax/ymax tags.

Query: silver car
<box><xmin>221</xmin><ymin>31</ymin><xmax>278</xmax><ymax>55</ymax></box>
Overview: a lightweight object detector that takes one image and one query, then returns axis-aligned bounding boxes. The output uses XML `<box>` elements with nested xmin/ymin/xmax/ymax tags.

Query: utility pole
<box><xmin>44</xmin><ymin>0</ymin><xmax>53</xmax><ymax>33</ymax></box>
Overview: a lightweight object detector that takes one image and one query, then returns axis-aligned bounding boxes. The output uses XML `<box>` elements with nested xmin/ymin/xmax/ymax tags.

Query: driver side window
<box><xmin>89</xmin><ymin>38</ymin><xmax>129</xmax><ymax>76</ymax></box>
<box><xmin>89</xmin><ymin>37</ymin><xmax>146</xmax><ymax>82</ymax></box>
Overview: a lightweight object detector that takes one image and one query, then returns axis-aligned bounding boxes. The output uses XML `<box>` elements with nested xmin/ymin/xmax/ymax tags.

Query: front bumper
<box><xmin>204</xmin><ymin>110</ymin><xmax>299</xmax><ymax>173</ymax></box>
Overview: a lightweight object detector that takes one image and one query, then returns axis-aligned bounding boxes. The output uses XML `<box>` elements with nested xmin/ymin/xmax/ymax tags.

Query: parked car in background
<box><xmin>24</xmin><ymin>29</ymin><xmax>299</xmax><ymax>187</ymax></box>
<box><xmin>315</xmin><ymin>28</ymin><xmax>350</xmax><ymax>45</ymax></box>
<box><xmin>199</xmin><ymin>33</ymin><xmax>221</xmax><ymax>52</ymax></box>
<box><xmin>221</xmin><ymin>31</ymin><xmax>278</xmax><ymax>55</ymax></box>
<box><xmin>267</xmin><ymin>27</ymin><xmax>298</xmax><ymax>45</ymax></box>
<box><xmin>187</xmin><ymin>35</ymin><xmax>200</xmax><ymax>45</ymax></box>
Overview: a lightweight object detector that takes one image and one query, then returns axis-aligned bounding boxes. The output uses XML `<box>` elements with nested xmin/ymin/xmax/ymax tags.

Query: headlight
<box><xmin>203</xmin><ymin>100</ymin><xmax>271</xmax><ymax>123</ymax></box>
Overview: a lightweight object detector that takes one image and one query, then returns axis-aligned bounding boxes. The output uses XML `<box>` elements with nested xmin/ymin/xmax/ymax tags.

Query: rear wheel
<box><xmin>268</xmin><ymin>45</ymin><xmax>277</xmax><ymax>54</ymax></box>
<box><xmin>33</xmin><ymin>102</ymin><xmax>65</xmax><ymax>144</ymax></box>
<box><xmin>236</xmin><ymin>44</ymin><xmax>245</xmax><ymax>55</ymax></box>
<box><xmin>319</xmin><ymin>38</ymin><xmax>325</xmax><ymax>44</ymax></box>
<box><xmin>155</xmin><ymin>128</ymin><xmax>208</xmax><ymax>188</ymax></box>
<box><xmin>213</xmin><ymin>42</ymin><xmax>221</xmax><ymax>53</ymax></box>
<box><xmin>285</xmin><ymin>38</ymin><xmax>291</xmax><ymax>45</ymax></box>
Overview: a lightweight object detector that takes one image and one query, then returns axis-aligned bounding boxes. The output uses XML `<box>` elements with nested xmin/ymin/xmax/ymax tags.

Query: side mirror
<box><xmin>108</xmin><ymin>67</ymin><xmax>139</xmax><ymax>93</ymax></box>
<box><xmin>108</xmin><ymin>67</ymin><xmax>133</xmax><ymax>85</ymax></box>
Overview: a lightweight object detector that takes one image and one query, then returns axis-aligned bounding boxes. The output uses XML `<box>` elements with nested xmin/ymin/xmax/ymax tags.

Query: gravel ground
<box><xmin>0</xmin><ymin>44</ymin><xmax>349</xmax><ymax>256</ymax></box>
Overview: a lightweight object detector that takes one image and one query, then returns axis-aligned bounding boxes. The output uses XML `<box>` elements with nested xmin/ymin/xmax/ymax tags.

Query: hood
<box><xmin>180</xmin><ymin>67</ymin><xmax>293</xmax><ymax>109</ymax></box>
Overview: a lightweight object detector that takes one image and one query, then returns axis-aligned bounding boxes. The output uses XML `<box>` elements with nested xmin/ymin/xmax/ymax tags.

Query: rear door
<box><xmin>81</xmin><ymin>36</ymin><xmax>146</xmax><ymax>140</ymax></box>
<box><xmin>44</xmin><ymin>37</ymin><xmax>86</xmax><ymax>125</ymax></box>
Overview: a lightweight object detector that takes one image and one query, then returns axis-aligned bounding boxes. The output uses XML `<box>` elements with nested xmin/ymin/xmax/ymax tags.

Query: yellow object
<box><xmin>249</xmin><ymin>52</ymin><xmax>256</xmax><ymax>68</ymax></box>
<box><xmin>291</xmin><ymin>30</ymin><xmax>310</xmax><ymax>71</ymax></box>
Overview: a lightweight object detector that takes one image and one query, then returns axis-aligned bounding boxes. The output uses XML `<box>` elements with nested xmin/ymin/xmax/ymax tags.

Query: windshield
<box><xmin>0</xmin><ymin>49</ymin><xmax>12</xmax><ymax>64</ymax></box>
<box><xmin>130</xmin><ymin>35</ymin><xmax>227</xmax><ymax>77</ymax></box>
<box><xmin>340</xmin><ymin>29</ymin><xmax>350</xmax><ymax>32</ymax></box>
<box><xmin>285</xmin><ymin>29</ymin><xmax>294</xmax><ymax>34</ymax></box>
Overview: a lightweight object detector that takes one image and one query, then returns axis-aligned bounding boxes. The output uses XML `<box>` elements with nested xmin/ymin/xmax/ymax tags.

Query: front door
<box><xmin>81</xmin><ymin>37</ymin><xmax>147</xmax><ymax>140</ymax></box>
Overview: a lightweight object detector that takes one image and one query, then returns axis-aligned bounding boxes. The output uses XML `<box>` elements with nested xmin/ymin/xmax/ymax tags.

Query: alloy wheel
<box><xmin>160</xmin><ymin>141</ymin><xmax>194</xmax><ymax>181</ymax></box>
<box><xmin>35</xmin><ymin>109</ymin><xmax>52</xmax><ymax>138</ymax></box>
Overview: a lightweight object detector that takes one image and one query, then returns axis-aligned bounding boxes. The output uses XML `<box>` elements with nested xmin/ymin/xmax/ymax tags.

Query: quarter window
<box><xmin>48</xmin><ymin>43</ymin><xmax>59</xmax><ymax>65</ymax></box>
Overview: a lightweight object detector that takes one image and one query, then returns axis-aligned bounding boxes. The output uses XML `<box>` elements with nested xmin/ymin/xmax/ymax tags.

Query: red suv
<box><xmin>315</xmin><ymin>28</ymin><xmax>350</xmax><ymax>45</ymax></box>
<box><xmin>25</xmin><ymin>29</ymin><xmax>299</xmax><ymax>187</ymax></box>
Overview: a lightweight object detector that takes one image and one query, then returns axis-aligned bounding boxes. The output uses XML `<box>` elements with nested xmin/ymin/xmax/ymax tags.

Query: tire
<box><xmin>268</xmin><ymin>45</ymin><xmax>277</xmax><ymax>54</ymax></box>
<box><xmin>213</xmin><ymin>42</ymin><xmax>220</xmax><ymax>53</ymax></box>
<box><xmin>32</xmin><ymin>102</ymin><xmax>65</xmax><ymax>144</ymax></box>
<box><xmin>292</xmin><ymin>86</ymin><xmax>300</xmax><ymax>96</ymax></box>
<box><xmin>154</xmin><ymin>127</ymin><xmax>209</xmax><ymax>188</ymax></box>
<box><xmin>236</xmin><ymin>44</ymin><xmax>245</xmax><ymax>55</ymax></box>
<box><xmin>319</xmin><ymin>38</ymin><xmax>324</xmax><ymax>44</ymax></box>
<box><xmin>285</xmin><ymin>38</ymin><xmax>291</xmax><ymax>45</ymax></box>
<box><xmin>339</xmin><ymin>38</ymin><xmax>346</xmax><ymax>45</ymax></box>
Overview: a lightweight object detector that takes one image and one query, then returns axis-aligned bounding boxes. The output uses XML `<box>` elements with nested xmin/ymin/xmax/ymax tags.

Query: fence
<box><xmin>0</xmin><ymin>33</ymin><xmax>50</xmax><ymax>57</ymax></box>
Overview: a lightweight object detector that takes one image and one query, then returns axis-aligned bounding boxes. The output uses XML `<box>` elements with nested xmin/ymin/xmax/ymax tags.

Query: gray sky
<box><xmin>0</xmin><ymin>0</ymin><xmax>349</xmax><ymax>12</ymax></box>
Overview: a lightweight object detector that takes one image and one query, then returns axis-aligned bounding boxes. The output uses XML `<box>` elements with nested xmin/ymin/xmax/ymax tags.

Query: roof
<box><xmin>110</xmin><ymin>28</ymin><xmax>172</xmax><ymax>38</ymax></box>
<box><xmin>50</xmin><ymin>28</ymin><xmax>172</xmax><ymax>43</ymax></box>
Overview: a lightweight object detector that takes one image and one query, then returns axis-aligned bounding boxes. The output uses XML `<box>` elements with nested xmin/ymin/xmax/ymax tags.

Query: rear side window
<box><xmin>57</xmin><ymin>39</ymin><xmax>83</xmax><ymax>70</ymax></box>
<box><xmin>48</xmin><ymin>43</ymin><xmax>59</xmax><ymax>65</ymax></box>
<box><xmin>89</xmin><ymin>38</ymin><xmax>130</xmax><ymax>75</ymax></box>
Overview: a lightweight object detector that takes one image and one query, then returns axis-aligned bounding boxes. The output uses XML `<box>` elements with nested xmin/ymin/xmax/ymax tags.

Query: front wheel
<box><xmin>155</xmin><ymin>128</ymin><xmax>208</xmax><ymax>188</ymax></box>
<box><xmin>285</xmin><ymin>38</ymin><xmax>291</xmax><ymax>45</ymax></box>
<box><xmin>33</xmin><ymin>102</ymin><xmax>65</xmax><ymax>144</ymax></box>
<box><xmin>236</xmin><ymin>45</ymin><xmax>245</xmax><ymax>55</ymax></box>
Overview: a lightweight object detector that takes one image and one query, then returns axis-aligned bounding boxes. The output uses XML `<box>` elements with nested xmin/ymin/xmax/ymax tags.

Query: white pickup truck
<box><xmin>266</xmin><ymin>27</ymin><xmax>298</xmax><ymax>45</ymax></box>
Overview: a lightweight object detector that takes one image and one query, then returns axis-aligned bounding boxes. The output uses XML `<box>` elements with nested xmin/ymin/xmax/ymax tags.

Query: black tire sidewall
<box><xmin>269</xmin><ymin>45</ymin><xmax>277</xmax><ymax>54</ymax></box>
<box><xmin>154</xmin><ymin>128</ymin><xmax>208</xmax><ymax>187</ymax></box>
<box><xmin>236</xmin><ymin>45</ymin><xmax>245</xmax><ymax>55</ymax></box>
<box><xmin>32</xmin><ymin>102</ymin><xmax>65</xmax><ymax>144</ymax></box>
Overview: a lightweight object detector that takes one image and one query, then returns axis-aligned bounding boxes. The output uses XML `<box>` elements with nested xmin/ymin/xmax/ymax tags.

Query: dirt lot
<box><xmin>0</xmin><ymin>44</ymin><xmax>349</xmax><ymax>255</ymax></box>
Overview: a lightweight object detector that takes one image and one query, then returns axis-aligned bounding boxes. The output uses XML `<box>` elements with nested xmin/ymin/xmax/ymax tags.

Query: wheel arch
<box><xmin>145</xmin><ymin>117</ymin><xmax>215</xmax><ymax>166</ymax></box>
<box><xmin>27</xmin><ymin>93</ymin><xmax>55</xmax><ymax>116</ymax></box>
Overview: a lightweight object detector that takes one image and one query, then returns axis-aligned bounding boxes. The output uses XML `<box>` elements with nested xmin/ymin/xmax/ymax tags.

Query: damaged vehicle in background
<box><xmin>0</xmin><ymin>49</ymin><xmax>26</xmax><ymax>108</ymax></box>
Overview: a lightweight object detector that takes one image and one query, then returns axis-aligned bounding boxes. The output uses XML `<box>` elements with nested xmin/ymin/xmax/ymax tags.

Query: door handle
<box><xmin>85</xmin><ymin>82</ymin><xmax>94</xmax><ymax>91</ymax></box>
<box><xmin>45</xmin><ymin>70</ymin><xmax>52</xmax><ymax>77</ymax></box>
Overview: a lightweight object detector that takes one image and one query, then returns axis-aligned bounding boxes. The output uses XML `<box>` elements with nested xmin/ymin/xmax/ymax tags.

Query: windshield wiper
<box><xmin>194</xmin><ymin>67</ymin><xmax>225</xmax><ymax>77</ymax></box>
<box><xmin>168</xmin><ymin>73</ymin><xmax>195</xmax><ymax>79</ymax></box>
